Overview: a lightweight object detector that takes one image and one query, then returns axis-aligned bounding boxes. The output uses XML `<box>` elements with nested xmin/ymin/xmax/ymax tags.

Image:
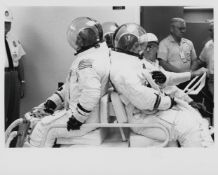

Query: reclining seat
<box><xmin>56</xmin><ymin>89</ymin><xmax>127</xmax><ymax>148</ymax></box>
<box><xmin>55</xmin><ymin>93</ymin><xmax>112</xmax><ymax>147</ymax></box>
<box><xmin>5</xmin><ymin>90</ymin><xmax>170</xmax><ymax>147</ymax></box>
<box><xmin>109</xmin><ymin>91</ymin><xmax>172</xmax><ymax>147</ymax></box>
<box><xmin>5</xmin><ymin>90</ymin><xmax>126</xmax><ymax>147</ymax></box>
<box><xmin>58</xmin><ymin>90</ymin><xmax>171</xmax><ymax>148</ymax></box>
<box><xmin>55</xmin><ymin>88</ymin><xmax>125</xmax><ymax>147</ymax></box>
<box><xmin>57</xmin><ymin>72</ymin><xmax>208</xmax><ymax>147</ymax></box>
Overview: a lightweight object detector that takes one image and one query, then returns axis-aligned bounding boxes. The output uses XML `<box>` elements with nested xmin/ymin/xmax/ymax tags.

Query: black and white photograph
<box><xmin>1</xmin><ymin>0</ymin><xmax>217</xmax><ymax>174</ymax></box>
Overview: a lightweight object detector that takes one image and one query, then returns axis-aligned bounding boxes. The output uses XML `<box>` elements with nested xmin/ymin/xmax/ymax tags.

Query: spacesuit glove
<box><xmin>151</xmin><ymin>70</ymin><xmax>167</xmax><ymax>84</ymax></box>
<box><xmin>169</xmin><ymin>97</ymin><xmax>177</xmax><ymax>109</ymax></box>
<box><xmin>67</xmin><ymin>115</ymin><xmax>83</xmax><ymax>131</ymax></box>
<box><xmin>43</xmin><ymin>100</ymin><xmax>57</xmax><ymax>114</ymax></box>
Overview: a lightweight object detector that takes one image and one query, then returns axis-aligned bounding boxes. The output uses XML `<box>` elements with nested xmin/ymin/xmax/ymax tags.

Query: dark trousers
<box><xmin>5</xmin><ymin>70</ymin><xmax>21</xmax><ymax>130</ymax></box>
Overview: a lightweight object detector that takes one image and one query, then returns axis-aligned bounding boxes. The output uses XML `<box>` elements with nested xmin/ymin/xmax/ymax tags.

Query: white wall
<box><xmin>184</xmin><ymin>9</ymin><xmax>213</xmax><ymax>23</ymax></box>
<box><xmin>10</xmin><ymin>6</ymin><xmax>140</xmax><ymax>114</ymax></box>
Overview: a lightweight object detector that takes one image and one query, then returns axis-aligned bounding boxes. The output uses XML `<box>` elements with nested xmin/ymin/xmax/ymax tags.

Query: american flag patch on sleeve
<box><xmin>78</xmin><ymin>59</ymin><xmax>93</xmax><ymax>70</ymax></box>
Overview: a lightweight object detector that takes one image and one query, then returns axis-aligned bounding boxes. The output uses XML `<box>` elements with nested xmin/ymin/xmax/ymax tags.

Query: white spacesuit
<box><xmin>26</xmin><ymin>17</ymin><xmax>110</xmax><ymax>147</ymax></box>
<box><xmin>110</xmin><ymin>24</ymin><xmax>213</xmax><ymax>147</ymax></box>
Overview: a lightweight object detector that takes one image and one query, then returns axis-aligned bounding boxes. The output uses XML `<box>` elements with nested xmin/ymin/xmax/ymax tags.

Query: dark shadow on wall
<box><xmin>185</xmin><ymin>23</ymin><xmax>211</xmax><ymax>56</ymax></box>
<box><xmin>140</xmin><ymin>6</ymin><xmax>183</xmax><ymax>41</ymax></box>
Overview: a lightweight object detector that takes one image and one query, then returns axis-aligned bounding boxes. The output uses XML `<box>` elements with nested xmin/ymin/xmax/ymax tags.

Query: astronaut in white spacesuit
<box><xmin>110</xmin><ymin>23</ymin><xmax>214</xmax><ymax>147</ymax></box>
<box><xmin>24</xmin><ymin>17</ymin><xmax>110</xmax><ymax>147</ymax></box>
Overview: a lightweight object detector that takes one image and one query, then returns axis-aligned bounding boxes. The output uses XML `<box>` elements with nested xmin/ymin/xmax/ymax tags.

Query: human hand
<box><xmin>191</xmin><ymin>67</ymin><xmax>208</xmax><ymax>78</ymax></box>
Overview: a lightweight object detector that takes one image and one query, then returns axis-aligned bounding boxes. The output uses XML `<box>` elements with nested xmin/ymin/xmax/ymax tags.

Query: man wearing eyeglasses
<box><xmin>157</xmin><ymin>18</ymin><xmax>198</xmax><ymax>89</ymax></box>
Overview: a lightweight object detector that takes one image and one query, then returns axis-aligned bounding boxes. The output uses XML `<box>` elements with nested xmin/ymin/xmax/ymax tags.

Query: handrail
<box><xmin>6</xmin><ymin>131</ymin><xmax>18</xmax><ymax>148</ymax></box>
<box><xmin>40</xmin><ymin>123</ymin><xmax>170</xmax><ymax>147</ymax></box>
<box><xmin>183</xmin><ymin>72</ymin><xmax>206</xmax><ymax>95</ymax></box>
<box><xmin>5</xmin><ymin>118</ymin><xmax>24</xmax><ymax>142</ymax></box>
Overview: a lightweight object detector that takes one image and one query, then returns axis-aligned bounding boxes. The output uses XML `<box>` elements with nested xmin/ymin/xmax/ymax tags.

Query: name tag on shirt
<box><xmin>180</xmin><ymin>51</ymin><xmax>188</xmax><ymax>63</ymax></box>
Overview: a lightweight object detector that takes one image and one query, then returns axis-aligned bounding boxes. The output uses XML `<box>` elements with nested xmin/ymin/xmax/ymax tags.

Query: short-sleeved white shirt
<box><xmin>199</xmin><ymin>40</ymin><xmax>214</xmax><ymax>74</ymax></box>
<box><xmin>5</xmin><ymin>31</ymin><xmax>26</xmax><ymax>68</ymax></box>
<box><xmin>157</xmin><ymin>35</ymin><xmax>197</xmax><ymax>72</ymax></box>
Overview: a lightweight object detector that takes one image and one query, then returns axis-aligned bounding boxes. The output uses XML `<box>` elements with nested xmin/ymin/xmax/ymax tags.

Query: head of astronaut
<box><xmin>114</xmin><ymin>23</ymin><xmax>147</xmax><ymax>58</ymax></box>
<box><xmin>102</xmin><ymin>22</ymin><xmax>119</xmax><ymax>48</ymax></box>
<box><xmin>143</xmin><ymin>33</ymin><xmax>159</xmax><ymax>62</ymax></box>
<box><xmin>4</xmin><ymin>8</ymin><xmax>13</xmax><ymax>35</ymax></box>
<box><xmin>66</xmin><ymin>17</ymin><xmax>103</xmax><ymax>54</ymax></box>
<box><xmin>170</xmin><ymin>18</ymin><xmax>186</xmax><ymax>41</ymax></box>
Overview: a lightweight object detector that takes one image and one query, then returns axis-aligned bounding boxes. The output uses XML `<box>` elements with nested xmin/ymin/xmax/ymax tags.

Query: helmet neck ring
<box><xmin>115</xmin><ymin>48</ymin><xmax>143</xmax><ymax>60</ymax></box>
<box><xmin>74</xmin><ymin>42</ymin><xmax>100</xmax><ymax>55</ymax></box>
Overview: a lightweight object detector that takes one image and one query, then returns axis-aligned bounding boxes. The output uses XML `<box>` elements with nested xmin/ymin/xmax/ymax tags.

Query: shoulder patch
<box><xmin>78</xmin><ymin>59</ymin><xmax>93</xmax><ymax>70</ymax></box>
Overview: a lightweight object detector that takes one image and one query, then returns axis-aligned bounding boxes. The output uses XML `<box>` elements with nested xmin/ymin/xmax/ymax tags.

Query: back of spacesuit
<box><xmin>110</xmin><ymin>23</ymin><xmax>214</xmax><ymax>147</ymax></box>
<box><xmin>26</xmin><ymin>17</ymin><xmax>110</xmax><ymax>147</ymax></box>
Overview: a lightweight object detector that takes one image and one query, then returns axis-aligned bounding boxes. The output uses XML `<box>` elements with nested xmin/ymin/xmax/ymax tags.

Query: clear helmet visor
<box><xmin>102</xmin><ymin>22</ymin><xmax>119</xmax><ymax>48</ymax></box>
<box><xmin>66</xmin><ymin>17</ymin><xmax>102</xmax><ymax>51</ymax></box>
<box><xmin>114</xmin><ymin>23</ymin><xmax>147</xmax><ymax>55</ymax></box>
<box><xmin>102</xmin><ymin>22</ymin><xmax>118</xmax><ymax>37</ymax></box>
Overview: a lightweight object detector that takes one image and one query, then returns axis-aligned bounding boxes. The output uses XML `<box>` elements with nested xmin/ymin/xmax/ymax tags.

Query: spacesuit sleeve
<box><xmin>163</xmin><ymin>70</ymin><xmax>191</xmax><ymax>86</ymax></box>
<box><xmin>46</xmin><ymin>84</ymin><xmax>65</xmax><ymax>109</ymax></box>
<box><xmin>123</xmin><ymin>76</ymin><xmax>172</xmax><ymax>111</ymax></box>
<box><xmin>72</xmin><ymin>64</ymin><xmax>101</xmax><ymax>123</ymax></box>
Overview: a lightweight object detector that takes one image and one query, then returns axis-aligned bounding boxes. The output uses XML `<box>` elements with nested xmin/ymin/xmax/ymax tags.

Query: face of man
<box><xmin>130</xmin><ymin>41</ymin><xmax>147</xmax><ymax>56</ymax></box>
<box><xmin>143</xmin><ymin>42</ymin><xmax>159</xmax><ymax>62</ymax></box>
<box><xmin>171</xmin><ymin>21</ymin><xmax>186</xmax><ymax>40</ymax></box>
<box><xmin>5</xmin><ymin>22</ymin><xmax>11</xmax><ymax>35</ymax></box>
